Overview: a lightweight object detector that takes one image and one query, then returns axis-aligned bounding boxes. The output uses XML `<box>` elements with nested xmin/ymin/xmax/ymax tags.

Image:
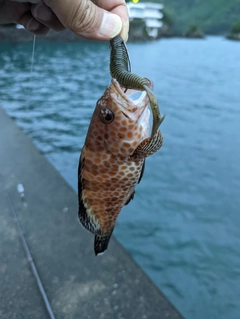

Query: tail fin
<box><xmin>94</xmin><ymin>231</ymin><xmax>113</xmax><ymax>256</ymax></box>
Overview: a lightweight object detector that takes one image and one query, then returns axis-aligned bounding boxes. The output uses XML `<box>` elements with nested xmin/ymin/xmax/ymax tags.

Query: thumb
<box><xmin>43</xmin><ymin>0</ymin><xmax>122</xmax><ymax>40</ymax></box>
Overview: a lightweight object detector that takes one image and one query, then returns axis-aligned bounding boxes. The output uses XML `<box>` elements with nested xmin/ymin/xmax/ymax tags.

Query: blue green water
<box><xmin>0</xmin><ymin>37</ymin><xmax>240</xmax><ymax>319</ymax></box>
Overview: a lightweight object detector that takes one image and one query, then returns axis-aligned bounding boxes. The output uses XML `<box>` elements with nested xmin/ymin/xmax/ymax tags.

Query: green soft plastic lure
<box><xmin>109</xmin><ymin>35</ymin><xmax>165</xmax><ymax>137</ymax></box>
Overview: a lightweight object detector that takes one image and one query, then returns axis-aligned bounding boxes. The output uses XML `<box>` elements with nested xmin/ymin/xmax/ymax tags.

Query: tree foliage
<box><xmin>231</xmin><ymin>21</ymin><xmax>240</xmax><ymax>34</ymax></box>
<box><xmin>134</xmin><ymin>0</ymin><xmax>240</xmax><ymax>34</ymax></box>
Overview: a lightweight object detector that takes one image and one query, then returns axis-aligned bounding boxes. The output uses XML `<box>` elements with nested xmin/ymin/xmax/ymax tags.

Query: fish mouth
<box><xmin>125</xmin><ymin>90</ymin><xmax>147</xmax><ymax>105</ymax></box>
<box><xmin>111</xmin><ymin>79</ymin><xmax>149</xmax><ymax>122</ymax></box>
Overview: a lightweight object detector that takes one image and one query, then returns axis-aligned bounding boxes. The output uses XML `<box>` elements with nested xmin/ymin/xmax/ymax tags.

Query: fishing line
<box><xmin>30</xmin><ymin>34</ymin><xmax>36</xmax><ymax>83</ymax></box>
<box><xmin>10</xmin><ymin>36</ymin><xmax>55</xmax><ymax>318</ymax></box>
<box><xmin>26</xmin><ymin>34</ymin><xmax>36</xmax><ymax>113</ymax></box>
<box><xmin>7</xmin><ymin>190</ymin><xmax>56</xmax><ymax>319</ymax></box>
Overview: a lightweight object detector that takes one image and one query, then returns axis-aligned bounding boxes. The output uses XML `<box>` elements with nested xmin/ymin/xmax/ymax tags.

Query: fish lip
<box><xmin>111</xmin><ymin>78</ymin><xmax>148</xmax><ymax>120</ymax></box>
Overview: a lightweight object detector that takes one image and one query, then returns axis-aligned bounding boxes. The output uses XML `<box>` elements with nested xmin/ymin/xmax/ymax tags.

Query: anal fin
<box><xmin>124</xmin><ymin>190</ymin><xmax>135</xmax><ymax>205</ymax></box>
<box><xmin>131</xmin><ymin>130</ymin><xmax>163</xmax><ymax>160</ymax></box>
<box><xmin>138</xmin><ymin>159</ymin><xmax>145</xmax><ymax>184</ymax></box>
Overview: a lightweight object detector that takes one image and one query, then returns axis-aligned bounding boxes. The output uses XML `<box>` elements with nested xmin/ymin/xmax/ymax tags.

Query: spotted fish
<box><xmin>78</xmin><ymin>78</ymin><xmax>163</xmax><ymax>255</ymax></box>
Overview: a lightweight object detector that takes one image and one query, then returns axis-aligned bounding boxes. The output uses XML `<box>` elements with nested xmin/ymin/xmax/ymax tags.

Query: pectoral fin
<box><xmin>131</xmin><ymin>130</ymin><xmax>163</xmax><ymax>160</ymax></box>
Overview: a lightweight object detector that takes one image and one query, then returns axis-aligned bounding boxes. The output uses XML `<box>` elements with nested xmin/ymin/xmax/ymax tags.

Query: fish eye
<box><xmin>99</xmin><ymin>108</ymin><xmax>114</xmax><ymax>124</ymax></box>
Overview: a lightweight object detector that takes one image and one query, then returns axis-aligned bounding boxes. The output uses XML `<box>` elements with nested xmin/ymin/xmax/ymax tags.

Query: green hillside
<box><xmin>136</xmin><ymin>0</ymin><xmax>240</xmax><ymax>34</ymax></box>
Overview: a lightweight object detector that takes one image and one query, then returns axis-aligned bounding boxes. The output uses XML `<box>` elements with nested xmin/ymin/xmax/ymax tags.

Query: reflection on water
<box><xmin>1</xmin><ymin>37</ymin><xmax>240</xmax><ymax>319</ymax></box>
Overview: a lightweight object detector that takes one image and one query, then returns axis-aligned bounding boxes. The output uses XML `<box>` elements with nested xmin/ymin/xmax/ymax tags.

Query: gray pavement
<box><xmin>0</xmin><ymin>107</ymin><xmax>184</xmax><ymax>319</ymax></box>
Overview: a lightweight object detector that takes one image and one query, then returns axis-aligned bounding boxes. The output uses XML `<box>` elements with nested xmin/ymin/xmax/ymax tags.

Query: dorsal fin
<box><xmin>78</xmin><ymin>155</ymin><xmax>100</xmax><ymax>235</ymax></box>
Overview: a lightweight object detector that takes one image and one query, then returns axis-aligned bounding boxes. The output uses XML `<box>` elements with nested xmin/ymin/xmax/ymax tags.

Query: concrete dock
<box><xmin>0</xmin><ymin>107</ymin><xmax>183</xmax><ymax>319</ymax></box>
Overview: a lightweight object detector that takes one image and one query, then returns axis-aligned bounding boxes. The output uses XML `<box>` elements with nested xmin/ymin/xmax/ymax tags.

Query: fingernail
<box><xmin>27</xmin><ymin>18</ymin><xmax>41</xmax><ymax>31</ymax></box>
<box><xmin>99</xmin><ymin>11</ymin><xmax>122</xmax><ymax>39</ymax></box>
<box><xmin>34</xmin><ymin>3</ymin><xmax>53</xmax><ymax>21</ymax></box>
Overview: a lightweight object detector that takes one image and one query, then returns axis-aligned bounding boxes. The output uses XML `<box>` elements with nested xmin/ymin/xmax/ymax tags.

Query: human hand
<box><xmin>0</xmin><ymin>0</ymin><xmax>129</xmax><ymax>41</ymax></box>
